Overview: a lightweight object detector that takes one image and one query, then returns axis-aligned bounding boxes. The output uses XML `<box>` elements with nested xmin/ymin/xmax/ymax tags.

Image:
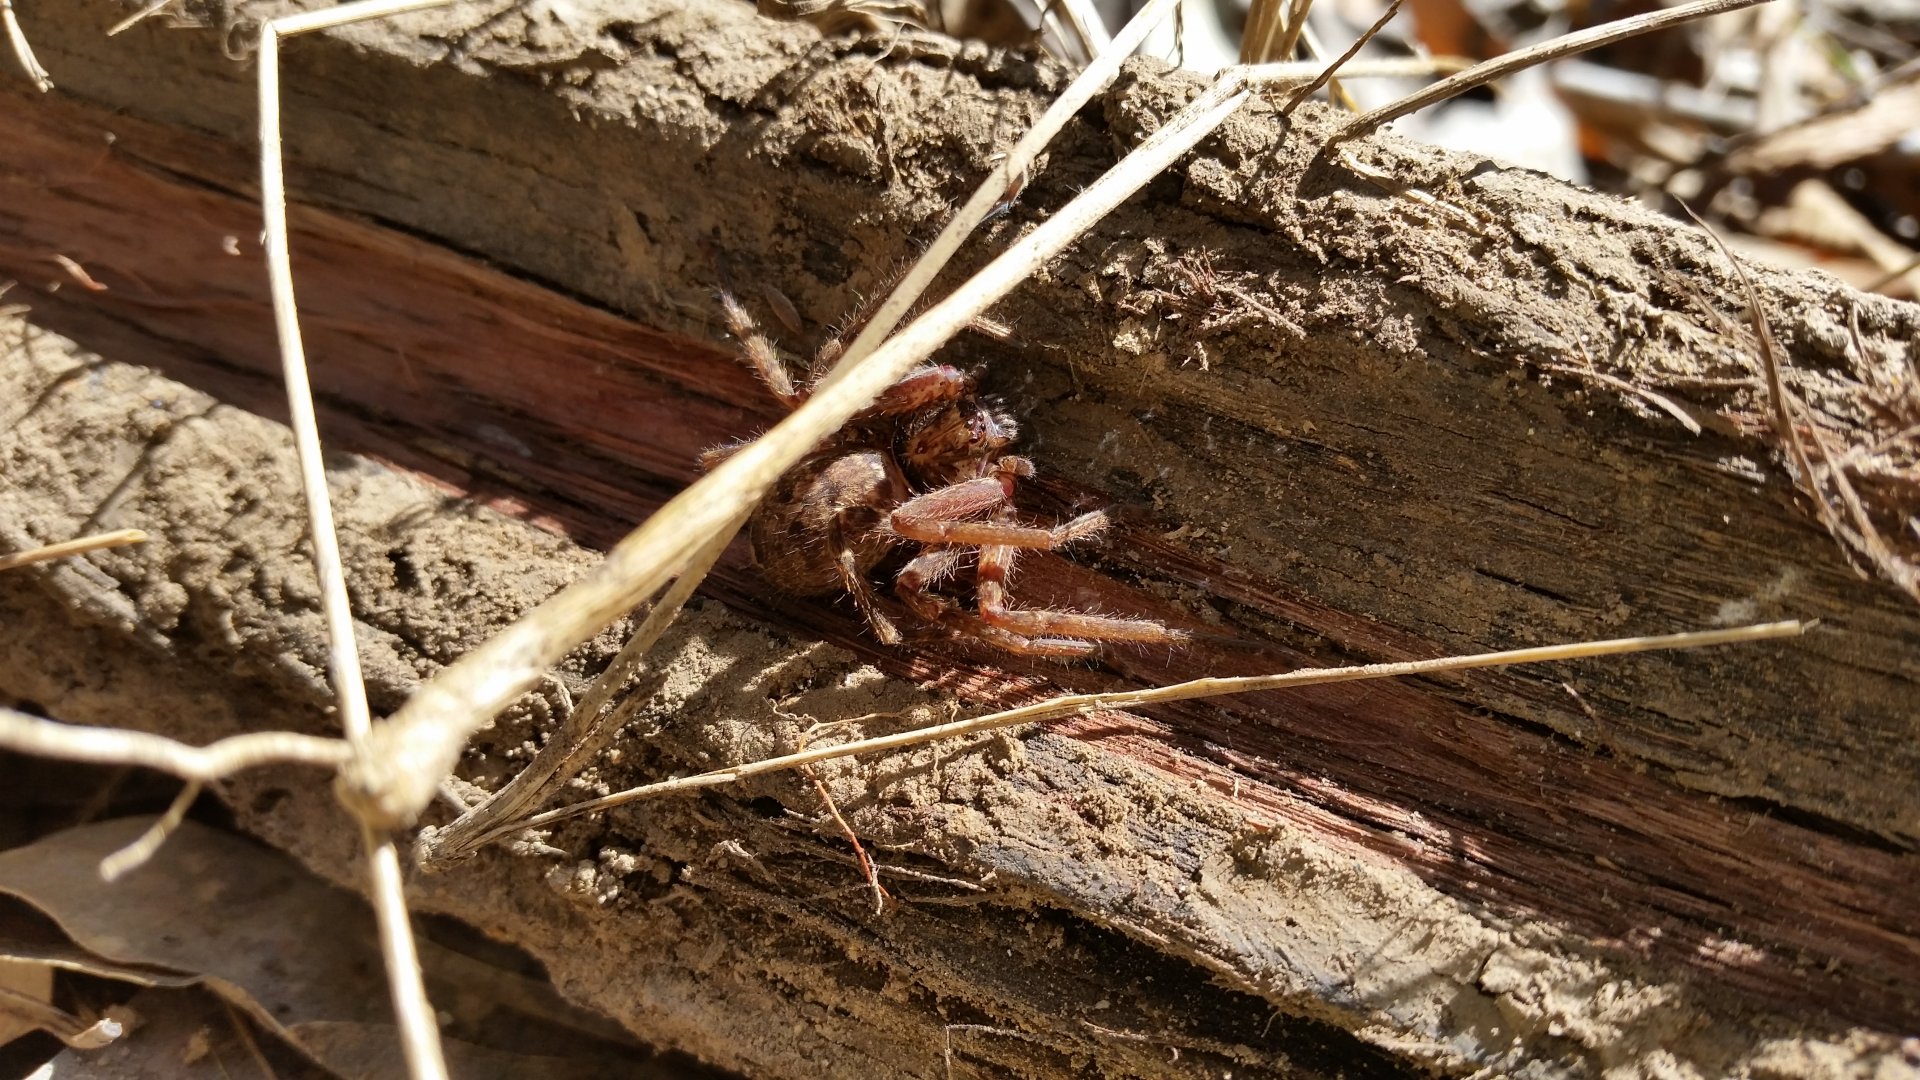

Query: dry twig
<box><xmin>1271</xmin><ymin>0</ymin><xmax>1314</xmax><ymax>62</ymax></box>
<box><xmin>467</xmin><ymin>622</ymin><xmax>1807</xmax><ymax>848</ymax></box>
<box><xmin>0</xmin><ymin>705</ymin><xmax>350</xmax><ymax>778</ymax></box>
<box><xmin>415</xmin><ymin>528</ymin><xmax>733</xmax><ymax>869</ymax></box>
<box><xmin>0</xmin><ymin>528</ymin><xmax>147</xmax><ymax>571</ymax></box>
<box><xmin>1684</xmin><ymin>206</ymin><xmax>1920</xmax><ymax>603</ymax></box>
<box><xmin>0</xmin><ymin>987</ymin><xmax>120</xmax><ymax>1049</ymax></box>
<box><xmin>2</xmin><ymin>0</ymin><xmax>51</xmax><ymax>91</ymax></box>
<box><xmin>99</xmin><ymin>780</ymin><xmax>202</xmax><ymax>881</ymax></box>
<box><xmin>1337</xmin><ymin>0</ymin><xmax>1778</xmax><ymax>140</ymax></box>
<box><xmin>106</xmin><ymin>0</ymin><xmax>176</xmax><ymax>35</ymax></box>
<box><xmin>254</xmin><ymin>4</ymin><xmax>465</xmax><ymax>1076</ymax></box>
<box><xmin>1283</xmin><ymin>0</ymin><xmax>1403</xmax><ymax>114</ymax></box>
<box><xmin>803</xmin><ymin>765</ymin><xmax>889</xmax><ymax>913</ymax></box>
<box><xmin>831</xmin><ymin>0</ymin><xmax>1183</xmax><ymax>370</ymax></box>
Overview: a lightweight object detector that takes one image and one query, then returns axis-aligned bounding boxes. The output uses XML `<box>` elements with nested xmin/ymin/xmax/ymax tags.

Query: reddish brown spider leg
<box><xmin>719</xmin><ymin>289</ymin><xmax>806</xmax><ymax>410</ymax></box>
<box><xmin>892</xmin><ymin>506</ymin><xmax>1110</xmax><ymax>550</ymax></box>
<box><xmin>949</xmin><ymin>616</ymin><xmax>1100</xmax><ymax>658</ymax></box>
<box><xmin>698</xmin><ymin>439</ymin><xmax>750</xmax><ymax>471</ymax></box>
<box><xmin>827</xmin><ymin>516</ymin><xmax>901</xmax><ymax>645</ymax></box>
<box><xmin>894</xmin><ymin>547</ymin><xmax>969</xmax><ymax>623</ymax></box>
<box><xmin>889</xmin><ymin>475</ymin><xmax>1009</xmax><ymax>531</ymax></box>
<box><xmin>976</xmin><ymin>541</ymin><xmax>1188</xmax><ymax>646</ymax></box>
<box><xmin>890</xmin><ymin>459</ymin><xmax>1109</xmax><ymax>549</ymax></box>
<box><xmin>896</xmin><ymin>548</ymin><xmax>1094</xmax><ymax>657</ymax></box>
<box><xmin>858</xmin><ymin>364</ymin><xmax>972</xmax><ymax>417</ymax></box>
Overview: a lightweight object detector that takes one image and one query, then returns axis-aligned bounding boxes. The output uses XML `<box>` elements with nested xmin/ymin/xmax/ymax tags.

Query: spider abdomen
<box><xmin>748</xmin><ymin>448</ymin><xmax>908</xmax><ymax>595</ymax></box>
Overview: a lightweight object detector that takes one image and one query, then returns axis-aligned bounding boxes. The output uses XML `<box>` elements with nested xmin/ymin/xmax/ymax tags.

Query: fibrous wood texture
<box><xmin>2</xmin><ymin>0</ymin><xmax>1917</xmax><ymax>1077</ymax></box>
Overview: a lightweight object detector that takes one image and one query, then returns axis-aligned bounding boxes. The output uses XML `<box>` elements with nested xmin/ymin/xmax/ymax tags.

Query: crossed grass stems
<box><xmin>0</xmin><ymin>0</ymin><xmax>1805</xmax><ymax>1074</ymax></box>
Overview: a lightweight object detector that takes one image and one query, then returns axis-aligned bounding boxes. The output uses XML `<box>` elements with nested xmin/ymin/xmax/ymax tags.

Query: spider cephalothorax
<box><xmin>899</xmin><ymin>396</ymin><xmax>1017</xmax><ymax>484</ymax></box>
<box><xmin>704</xmin><ymin>290</ymin><xmax>1185</xmax><ymax>658</ymax></box>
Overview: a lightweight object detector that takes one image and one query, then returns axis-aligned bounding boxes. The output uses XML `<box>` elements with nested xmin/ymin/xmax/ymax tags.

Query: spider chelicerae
<box><xmin>702</xmin><ymin>290</ymin><xmax>1188</xmax><ymax>658</ymax></box>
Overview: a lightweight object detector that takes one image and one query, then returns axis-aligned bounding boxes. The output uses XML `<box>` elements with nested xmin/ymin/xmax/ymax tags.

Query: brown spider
<box><xmin>703</xmin><ymin>290</ymin><xmax>1188</xmax><ymax>659</ymax></box>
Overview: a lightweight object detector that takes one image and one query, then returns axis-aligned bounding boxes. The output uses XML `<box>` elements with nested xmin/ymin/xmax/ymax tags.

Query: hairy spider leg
<box><xmin>718</xmin><ymin>289</ymin><xmax>805</xmax><ymax>410</ymax></box>
<box><xmin>974</xmin><ymin>529</ymin><xmax>1189</xmax><ymax>648</ymax></box>
<box><xmin>892</xmin><ymin>463</ymin><xmax>1184</xmax><ymax>655</ymax></box>
<box><xmin>827</xmin><ymin>513</ymin><xmax>902</xmax><ymax>646</ymax></box>
<box><xmin>888</xmin><ymin>456</ymin><xmax>1110</xmax><ymax>549</ymax></box>
<box><xmin>858</xmin><ymin>364</ymin><xmax>973</xmax><ymax>417</ymax></box>
<box><xmin>894</xmin><ymin>546</ymin><xmax>970</xmax><ymax>623</ymax></box>
<box><xmin>957</xmin><ymin>617</ymin><xmax>1101</xmax><ymax>658</ymax></box>
<box><xmin>892</xmin><ymin>497</ymin><xmax>1110</xmax><ymax>549</ymax></box>
<box><xmin>697</xmin><ymin>438</ymin><xmax>751</xmax><ymax>471</ymax></box>
<box><xmin>897</xmin><ymin>545</ymin><xmax>1094</xmax><ymax>658</ymax></box>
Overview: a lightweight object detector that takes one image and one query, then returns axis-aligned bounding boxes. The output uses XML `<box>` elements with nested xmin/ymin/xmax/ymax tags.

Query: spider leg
<box><xmin>890</xmin><ymin>475</ymin><xmax>1007</xmax><ymax>532</ymax></box>
<box><xmin>897</xmin><ymin>549</ymin><xmax>1092</xmax><ymax>657</ymax></box>
<box><xmin>945</xmin><ymin>615</ymin><xmax>1100</xmax><ymax>658</ymax></box>
<box><xmin>898</xmin><ymin>546</ymin><xmax>1096</xmax><ymax>657</ymax></box>
<box><xmin>719</xmin><ymin>289</ymin><xmax>806</xmax><ymax>410</ymax></box>
<box><xmin>889</xmin><ymin>457</ymin><xmax>1110</xmax><ymax>549</ymax></box>
<box><xmin>828</xmin><ymin>514</ymin><xmax>901</xmax><ymax>645</ymax></box>
<box><xmin>894</xmin><ymin>546</ymin><xmax>970</xmax><ymax>624</ymax></box>
<box><xmin>893</xmin><ymin>502</ymin><xmax>1110</xmax><ymax>549</ymax></box>
<box><xmin>974</xmin><ymin>538</ymin><xmax>1188</xmax><ymax>647</ymax></box>
<box><xmin>859</xmin><ymin>364</ymin><xmax>972</xmax><ymax>417</ymax></box>
<box><xmin>812</xmin><ymin>248</ymin><xmax>1014</xmax><ymax>377</ymax></box>
<box><xmin>698</xmin><ymin>438</ymin><xmax>751</xmax><ymax>471</ymax></box>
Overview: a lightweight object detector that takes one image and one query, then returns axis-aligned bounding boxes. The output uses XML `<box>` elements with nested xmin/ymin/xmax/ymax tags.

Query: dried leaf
<box><xmin>1726</xmin><ymin>79</ymin><xmax>1920</xmax><ymax>173</ymax></box>
<box><xmin>0</xmin><ymin>957</ymin><xmax>54</xmax><ymax>1044</ymax></box>
<box><xmin>0</xmin><ymin>819</ymin><xmax>672</xmax><ymax>1080</ymax></box>
<box><xmin>40</xmin><ymin>987</ymin><xmax>335</xmax><ymax>1079</ymax></box>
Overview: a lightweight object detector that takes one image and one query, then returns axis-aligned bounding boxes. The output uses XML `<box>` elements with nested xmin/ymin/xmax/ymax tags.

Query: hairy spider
<box><xmin>703</xmin><ymin>290</ymin><xmax>1187</xmax><ymax>658</ymax></box>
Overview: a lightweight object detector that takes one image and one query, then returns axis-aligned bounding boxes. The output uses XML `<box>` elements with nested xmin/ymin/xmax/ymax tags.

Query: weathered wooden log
<box><xmin>2</xmin><ymin>0</ymin><xmax>1916</xmax><ymax>1076</ymax></box>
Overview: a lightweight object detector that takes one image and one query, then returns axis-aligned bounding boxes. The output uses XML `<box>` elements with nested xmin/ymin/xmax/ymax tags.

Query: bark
<box><xmin>1</xmin><ymin>0</ymin><xmax>1917</xmax><ymax>1076</ymax></box>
